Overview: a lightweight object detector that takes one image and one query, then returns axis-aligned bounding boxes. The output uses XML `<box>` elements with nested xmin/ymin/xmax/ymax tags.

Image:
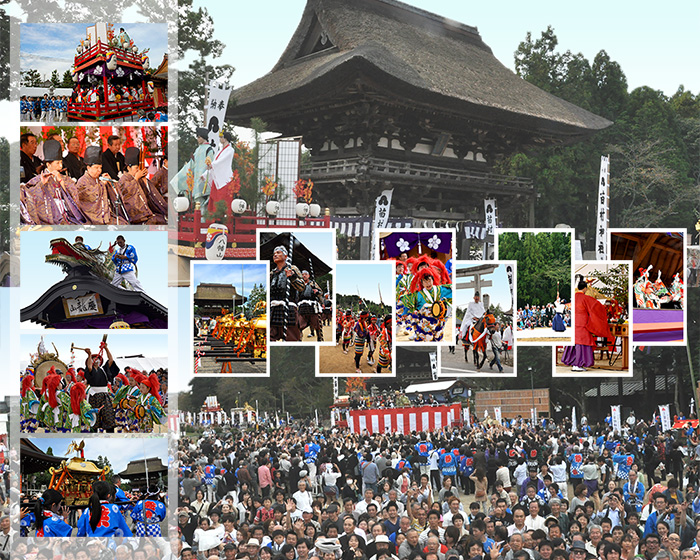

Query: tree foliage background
<box><xmin>178</xmin><ymin>0</ymin><xmax>234</xmax><ymax>165</ymax></box>
<box><xmin>502</xmin><ymin>26</ymin><xmax>699</xmax><ymax>242</ymax></box>
<box><xmin>498</xmin><ymin>231</ymin><xmax>572</xmax><ymax>307</ymax></box>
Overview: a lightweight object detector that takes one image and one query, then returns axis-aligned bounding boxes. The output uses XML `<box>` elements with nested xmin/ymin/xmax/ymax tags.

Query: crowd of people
<box><xmin>516</xmin><ymin>303</ymin><xmax>570</xmax><ymax>331</ymax></box>
<box><xmin>20</xmin><ymin>340</ymin><xmax>167</xmax><ymax>433</ymax></box>
<box><xmin>20</xmin><ymin>132</ymin><xmax>168</xmax><ymax>225</ymax></box>
<box><xmin>337</xmin><ymin>311</ymin><xmax>392</xmax><ymax>374</ymax></box>
<box><xmin>7</xmin><ymin>537</ymin><xmax>177</xmax><ymax>560</ymax></box>
<box><xmin>395</xmin><ymin>254</ymin><xmax>453</xmax><ymax>342</ymax></box>
<box><xmin>19</xmin><ymin>479</ymin><xmax>167</xmax><ymax>542</ymax></box>
<box><xmin>20</xmin><ymin>95</ymin><xmax>70</xmax><ymax>122</ymax></box>
<box><xmin>174</xmin><ymin>408</ymin><xmax>700</xmax><ymax>560</ymax></box>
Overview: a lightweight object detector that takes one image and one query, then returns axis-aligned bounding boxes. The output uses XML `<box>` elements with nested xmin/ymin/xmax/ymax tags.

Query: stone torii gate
<box><xmin>456</xmin><ymin>264</ymin><xmax>498</xmax><ymax>310</ymax></box>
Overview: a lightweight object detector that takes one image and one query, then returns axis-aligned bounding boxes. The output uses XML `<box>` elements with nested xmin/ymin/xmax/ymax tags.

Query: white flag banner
<box><xmin>205</xmin><ymin>82</ymin><xmax>232</xmax><ymax>150</ymax></box>
<box><xmin>531</xmin><ymin>408</ymin><xmax>537</xmax><ymax>425</ymax></box>
<box><xmin>464</xmin><ymin>407</ymin><xmax>471</xmax><ymax>426</ymax></box>
<box><xmin>596</xmin><ymin>155</ymin><xmax>610</xmax><ymax>260</ymax></box>
<box><xmin>505</xmin><ymin>264</ymin><xmax>515</xmax><ymax>309</ymax></box>
<box><xmin>572</xmin><ymin>406</ymin><xmax>577</xmax><ymax>430</ymax></box>
<box><xmin>371</xmin><ymin>189</ymin><xmax>393</xmax><ymax>259</ymax></box>
<box><xmin>484</xmin><ymin>199</ymin><xmax>497</xmax><ymax>236</ymax></box>
<box><xmin>429</xmin><ymin>351</ymin><xmax>438</xmax><ymax>381</ymax></box>
<box><xmin>494</xmin><ymin>406</ymin><xmax>502</xmax><ymax>425</ymax></box>
<box><xmin>659</xmin><ymin>404</ymin><xmax>672</xmax><ymax>432</ymax></box>
<box><xmin>216</xmin><ymin>411</ymin><xmax>222</xmax><ymax>424</ymax></box>
<box><xmin>611</xmin><ymin>405</ymin><xmax>622</xmax><ymax>433</ymax></box>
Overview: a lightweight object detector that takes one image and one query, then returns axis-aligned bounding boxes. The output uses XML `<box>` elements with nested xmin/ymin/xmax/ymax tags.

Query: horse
<box><xmin>468</xmin><ymin>313</ymin><xmax>497</xmax><ymax>370</ymax></box>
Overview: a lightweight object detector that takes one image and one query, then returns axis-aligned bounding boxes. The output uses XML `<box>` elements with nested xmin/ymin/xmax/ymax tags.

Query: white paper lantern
<box><xmin>205</xmin><ymin>223</ymin><xmax>228</xmax><ymax>261</ymax></box>
<box><xmin>296</xmin><ymin>202</ymin><xmax>310</xmax><ymax>218</ymax></box>
<box><xmin>266</xmin><ymin>201</ymin><xmax>280</xmax><ymax>216</ymax></box>
<box><xmin>173</xmin><ymin>196</ymin><xmax>190</xmax><ymax>213</ymax></box>
<box><xmin>309</xmin><ymin>203</ymin><xmax>321</xmax><ymax>218</ymax></box>
<box><xmin>231</xmin><ymin>199</ymin><xmax>247</xmax><ymax>214</ymax></box>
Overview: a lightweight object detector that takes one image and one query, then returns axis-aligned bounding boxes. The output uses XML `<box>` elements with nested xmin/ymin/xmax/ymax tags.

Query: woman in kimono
<box><xmin>77</xmin><ymin>480</ymin><xmax>133</xmax><ymax>537</ymax></box>
<box><xmin>33</xmin><ymin>489</ymin><xmax>72</xmax><ymax>537</ymax></box>
<box><xmin>561</xmin><ymin>275</ymin><xmax>612</xmax><ymax>372</ymax></box>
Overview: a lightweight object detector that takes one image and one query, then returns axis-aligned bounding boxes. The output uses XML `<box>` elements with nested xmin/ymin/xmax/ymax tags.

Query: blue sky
<box><xmin>192</xmin><ymin>262</ymin><xmax>268</xmax><ymax>297</ymax></box>
<box><xmin>260</xmin><ymin>230</ymin><xmax>335</xmax><ymax>269</ymax></box>
<box><xmin>454</xmin><ymin>263</ymin><xmax>513</xmax><ymax>312</ymax></box>
<box><xmin>20</xmin><ymin>231</ymin><xmax>168</xmax><ymax>321</ymax></box>
<box><xmin>185</xmin><ymin>0</ymin><xmax>698</xmax><ymax>97</ymax></box>
<box><xmin>30</xmin><ymin>436</ymin><xmax>168</xmax><ymax>475</ymax></box>
<box><xmin>335</xmin><ymin>262</ymin><xmax>393</xmax><ymax>306</ymax></box>
<box><xmin>20</xmin><ymin>23</ymin><xmax>168</xmax><ymax>81</ymax></box>
<box><xmin>21</xmin><ymin>332</ymin><xmax>168</xmax><ymax>361</ymax></box>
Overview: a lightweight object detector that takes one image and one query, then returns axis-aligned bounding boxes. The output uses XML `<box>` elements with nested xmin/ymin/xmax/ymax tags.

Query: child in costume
<box><xmin>352</xmin><ymin>310</ymin><xmax>371</xmax><ymax>373</ymax></box>
<box><xmin>405</xmin><ymin>256</ymin><xmax>452</xmax><ymax>342</ymax></box>
<box><xmin>376</xmin><ymin>315</ymin><xmax>392</xmax><ymax>374</ymax></box>
<box><xmin>341</xmin><ymin>310</ymin><xmax>354</xmax><ymax>353</ymax></box>
<box><xmin>130</xmin><ymin>490</ymin><xmax>166</xmax><ymax>537</ymax></box>
<box><xmin>32</xmin><ymin>489</ymin><xmax>72</xmax><ymax>537</ymax></box>
<box><xmin>77</xmin><ymin>480</ymin><xmax>133</xmax><ymax>537</ymax></box>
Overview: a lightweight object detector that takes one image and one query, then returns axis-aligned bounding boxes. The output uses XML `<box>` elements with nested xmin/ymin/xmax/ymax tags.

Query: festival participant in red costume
<box><xmin>561</xmin><ymin>275</ymin><xmax>612</xmax><ymax>372</ymax></box>
<box><xmin>207</xmin><ymin>131</ymin><xmax>236</xmax><ymax>216</ymax></box>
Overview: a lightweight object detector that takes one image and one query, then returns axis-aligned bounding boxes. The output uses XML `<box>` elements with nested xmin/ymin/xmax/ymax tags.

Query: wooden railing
<box><xmin>302</xmin><ymin>157</ymin><xmax>534</xmax><ymax>192</ymax></box>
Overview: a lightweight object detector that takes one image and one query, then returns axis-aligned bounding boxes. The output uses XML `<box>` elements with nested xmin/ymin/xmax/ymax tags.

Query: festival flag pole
<box><xmin>283</xmin><ymin>234</ymin><xmax>294</xmax><ymax>341</ymax></box>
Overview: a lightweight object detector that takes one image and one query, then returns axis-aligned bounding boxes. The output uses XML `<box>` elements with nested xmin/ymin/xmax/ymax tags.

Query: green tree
<box><xmin>49</xmin><ymin>69</ymin><xmax>61</xmax><ymax>89</ymax></box>
<box><xmin>243</xmin><ymin>283</ymin><xmax>266</xmax><ymax>318</ymax></box>
<box><xmin>61</xmin><ymin>69</ymin><xmax>73</xmax><ymax>88</ymax></box>
<box><xmin>178</xmin><ymin>0</ymin><xmax>234</xmax><ymax>165</ymax></box>
<box><xmin>21</xmin><ymin>69</ymin><xmax>42</xmax><ymax>87</ymax></box>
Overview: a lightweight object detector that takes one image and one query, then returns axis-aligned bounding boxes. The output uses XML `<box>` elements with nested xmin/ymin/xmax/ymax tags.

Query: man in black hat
<box><xmin>171</xmin><ymin>127</ymin><xmax>214</xmax><ymax>215</ymax></box>
<box><xmin>102</xmin><ymin>134</ymin><xmax>125</xmax><ymax>180</ymax></box>
<box><xmin>75</xmin><ymin>146</ymin><xmax>113</xmax><ymax>224</ymax></box>
<box><xmin>22</xmin><ymin>138</ymin><xmax>85</xmax><ymax>224</ymax></box>
<box><xmin>117</xmin><ymin>147</ymin><xmax>164</xmax><ymax>224</ymax></box>
<box><xmin>63</xmin><ymin>136</ymin><xmax>87</xmax><ymax>179</ymax></box>
<box><xmin>150</xmin><ymin>155</ymin><xmax>168</xmax><ymax>198</ymax></box>
<box><xmin>192</xmin><ymin>127</ymin><xmax>214</xmax><ymax>214</ymax></box>
<box><xmin>20</xmin><ymin>132</ymin><xmax>43</xmax><ymax>182</ymax></box>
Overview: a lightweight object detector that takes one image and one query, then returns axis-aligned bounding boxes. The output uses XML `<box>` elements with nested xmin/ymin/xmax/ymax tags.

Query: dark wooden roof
<box><xmin>228</xmin><ymin>0</ymin><xmax>611</xmax><ymax>141</ymax></box>
<box><xmin>20</xmin><ymin>269</ymin><xmax>168</xmax><ymax>329</ymax></box>
<box><xmin>194</xmin><ymin>283</ymin><xmax>245</xmax><ymax>303</ymax></box>
<box><xmin>21</xmin><ymin>438</ymin><xmax>66</xmax><ymax>474</ymax></box>
<box><xmin>118</xmin><ymin>457</ymin><xmax>167</xmax><ymax>478</ymax></box>
<box><xmin>259</xmin><ymin>232</ymin><xmax>332</xmax><ymax>276</ymax></box>
<box><xmin>609</xmin><ymin>232</ymin><xmax>684</xmax><ymax>282</ymax></box>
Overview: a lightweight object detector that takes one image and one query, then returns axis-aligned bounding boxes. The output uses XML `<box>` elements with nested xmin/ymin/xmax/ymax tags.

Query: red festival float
<box><xmin>68</xmin><ymin>24</ymin><xmax>159</xmax><ymax>121</ymax></box>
